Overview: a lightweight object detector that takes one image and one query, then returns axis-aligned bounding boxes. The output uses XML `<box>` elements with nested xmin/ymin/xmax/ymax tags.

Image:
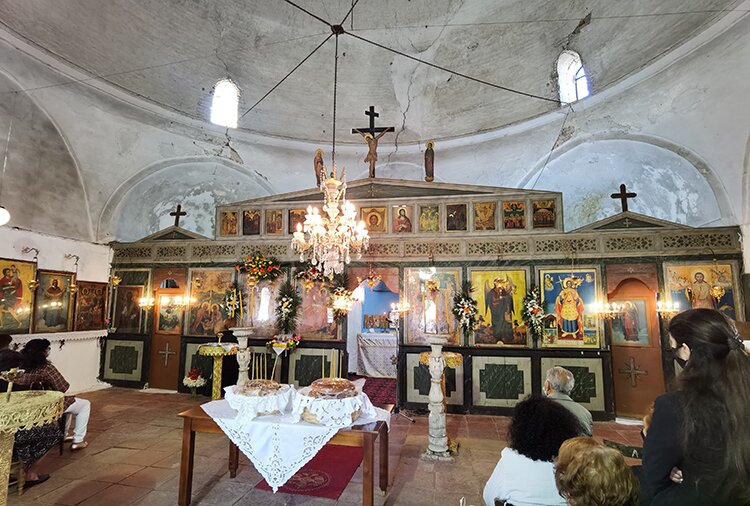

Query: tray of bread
<box><xmin>291</xmin><ymin>377</ymin><xmax>377</xmax><ymax>427</ymax></box>
<box><xmin>224</xmin><ymin>380</ymin><xmax>293</xmax><ymax>420</ymax></box>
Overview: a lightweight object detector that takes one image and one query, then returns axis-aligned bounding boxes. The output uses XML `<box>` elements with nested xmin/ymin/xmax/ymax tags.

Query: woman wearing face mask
<box><xmin>639</xmin><ymin>309</ymin><xmax>750</xmax><ymax>505</ymax></box>
<box><xmin>17</xmin><ymin>339</ymin><xmax>91</xmax><ymax>450</ymax></box>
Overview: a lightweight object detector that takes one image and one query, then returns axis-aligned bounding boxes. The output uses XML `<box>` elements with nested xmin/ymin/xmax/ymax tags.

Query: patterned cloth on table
<box><xmin>13</xmin><ymin>422</ymin><xmax>63</xmax><ymax>466</ymax></box>
<box><xmin>201</xmin><ymin>399</ymin><xmax>390</xmax><ymax>492</ymax></box>
<box><xmin>356</xmin><ymin>333</ymin><xmax>397</xmax><ymax>378</ymax></box>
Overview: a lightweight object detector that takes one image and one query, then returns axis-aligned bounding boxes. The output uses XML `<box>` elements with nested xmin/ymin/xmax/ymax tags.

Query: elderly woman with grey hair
<box><xmin>543</xmin><ymin>366</ymin><xmax>593</xmax><ymax>436</ymax></box>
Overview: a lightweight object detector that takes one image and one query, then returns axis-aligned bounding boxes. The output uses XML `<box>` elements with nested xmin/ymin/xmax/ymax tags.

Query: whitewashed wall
<box><xmin>0</xmin><ymin>226</ymin><xmax>112</xmax><ymax>394</ymax></box>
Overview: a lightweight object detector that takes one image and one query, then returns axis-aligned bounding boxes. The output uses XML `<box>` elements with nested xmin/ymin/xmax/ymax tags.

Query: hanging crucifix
<box><xmin>170</xmin><ymin>204</ymin><xmax>187</xmax><ymax>227</ymax></box>
<box><xmin>610</xmin><ymin>184</ymin><xmax>637</xmax><ymax>212</ymax></box>
<box><xmin>352</xmin><ymin>106</ymin><xmax>394</xmax><ymax>178</ymax></box>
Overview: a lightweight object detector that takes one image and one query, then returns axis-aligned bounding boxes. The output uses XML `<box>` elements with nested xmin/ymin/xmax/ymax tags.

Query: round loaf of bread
<box><xmin>309</xmin><ymin>378</ymin><xmax>357</xmax><ymax>399</ymax></box>
<box><xmin>235</xmin><ymin>379</ymin><xmax>283</xmax><ymax>397</ymax></box>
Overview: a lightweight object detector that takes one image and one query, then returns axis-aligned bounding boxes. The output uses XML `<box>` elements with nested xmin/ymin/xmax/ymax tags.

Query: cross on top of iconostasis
<box><xmin>610</xmin><ymin>184</ymin><xmax>637</xmax><ymax>212</ymax></box>
<box><xmin>170</xmin><ymin>205</ymin><xmax>188</xmax><ymax>227</ymax></box>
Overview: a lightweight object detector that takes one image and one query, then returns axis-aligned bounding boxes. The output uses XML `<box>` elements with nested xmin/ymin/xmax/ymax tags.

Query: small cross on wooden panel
<box><xmin>618</xmin><ymin>356</ymin><xmax>648</xmax><ymax>387</ymax></box>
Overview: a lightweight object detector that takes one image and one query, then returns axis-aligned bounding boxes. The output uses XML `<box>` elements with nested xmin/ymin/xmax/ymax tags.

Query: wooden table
<box><xmin>177</xmin><ymin>406</ymin><xmax>390</xmax><ymax>506</ymax></box>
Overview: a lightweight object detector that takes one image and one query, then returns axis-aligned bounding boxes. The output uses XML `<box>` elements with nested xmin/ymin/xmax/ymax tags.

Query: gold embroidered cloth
<box><xmin>0</xmin><ymin>391</ymin><xmax>64</xmax><ymax>433</ymax></box>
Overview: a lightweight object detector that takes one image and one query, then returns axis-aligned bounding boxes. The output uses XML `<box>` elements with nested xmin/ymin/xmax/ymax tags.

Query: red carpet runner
<box><xmin>349</xmin><ymin>374</ymin><xmax>397</xmax><ymax>406</ymax></box>
<box><xmin>255</xmin><ymin>445</ymin><xmax>364</xmax><ymax>500</ymax></box>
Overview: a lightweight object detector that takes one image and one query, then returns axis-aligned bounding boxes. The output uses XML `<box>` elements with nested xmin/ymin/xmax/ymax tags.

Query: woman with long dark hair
<box><xmin>640</xmin><ymin>308</ymin><xmax>750</xmax><ymax>505</ymax></box>
<box><xmin>483</xmin><ymin>395</ymin><xmax>583</xmax><ymax>506</ymax></box>
<box><xmin>17</xmin><ymin>339</ymin><xmax>91</xmax><ymax>450</ymax></box>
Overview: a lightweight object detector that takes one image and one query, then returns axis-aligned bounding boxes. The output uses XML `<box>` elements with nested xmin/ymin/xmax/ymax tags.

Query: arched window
<box><xmin>557</xmin><ymin>50</ymin><xmax>590</xmax><ymax>104</ymax></box>
<box><xmin>210</xmin><ymin>79</ymin><xmax>240</xmax><ymax>129</ymax></box>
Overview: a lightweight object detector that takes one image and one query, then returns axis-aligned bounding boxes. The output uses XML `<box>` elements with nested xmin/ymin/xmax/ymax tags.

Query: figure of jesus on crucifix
<box><xmin>353</xmin><ymin>129</ymin><xmax>389</xmax><ymax>178</ymax></box>
<box><xmin>352</xmin><ymin>106</ymin><xmax>394</xmax><ymax>179</ymax></box>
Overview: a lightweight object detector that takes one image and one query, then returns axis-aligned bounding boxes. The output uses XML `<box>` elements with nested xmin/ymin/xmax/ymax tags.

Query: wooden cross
<box><xmin>352</xmin><ymin>106</ymin><xmax>395</xmax><ymax>136</ymax></box>
<box><xmin>352</xmin><ymin>106</ymin><xmax>395</xmax><ymax>179</ymax></box>
<box><xmin>170</xmin><ymin>205</ymin><xmax>187</xmax><ymax>227</ymax></box>
<box><xmin>158</xmin><ymin>342</ymin><xmax>176</xmax><ymax>367</ymax></box>
<box><xmin>618</xmin><ymin>356</ymin><xmax>647</xmax><ymax>387</ymax></box>
<box><xmin>610</xmin><ymin>184</ymin><xmax>637</xmax><ymax>212</ymax></box>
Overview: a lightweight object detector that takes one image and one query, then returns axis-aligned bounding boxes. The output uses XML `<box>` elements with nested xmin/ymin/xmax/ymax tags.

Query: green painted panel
<box><xmin>479</xmin><ymin>363</ymin><xmax>524</xmax><ymax>400</ymax></box>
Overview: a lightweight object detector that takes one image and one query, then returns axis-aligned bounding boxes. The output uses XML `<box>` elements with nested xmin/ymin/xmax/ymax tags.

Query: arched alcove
<box><xmin>99</xmin><ymin>157</ymin><xmax>274</xmax><ymax>241</ymax></box>
<box><xmin>525</xmin><ymin>138</ymin><xmax>724</xmax><ymax>230</ymax></box>
<box><xmin>0</xmin><ymin>72</ymin><xmax>91</xmax><ymax>240</ymax></box>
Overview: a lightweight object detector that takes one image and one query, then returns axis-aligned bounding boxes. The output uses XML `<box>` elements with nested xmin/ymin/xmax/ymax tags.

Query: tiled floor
<box><xmin>7</xmin><ymin>388</ymin><xmax>642</xmax><ymax>505</ymax></box>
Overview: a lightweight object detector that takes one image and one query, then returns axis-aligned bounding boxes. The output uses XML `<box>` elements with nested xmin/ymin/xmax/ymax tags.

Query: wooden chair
<box><xmin>58</xmin><ymin>412</ymin><xmax>72</xmax><ymax>454</ymax></box>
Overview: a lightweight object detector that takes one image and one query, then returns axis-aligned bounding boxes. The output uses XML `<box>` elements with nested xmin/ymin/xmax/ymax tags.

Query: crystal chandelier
<box><xmin>290</xmin><ymin>27</ymin><xmax>369</xmax><ymax>278</ymax></box>
<box><xmin>291</xmin><ymin>166</ymin><xmax>369</xmax><ymax>278</ymax></box>
<box><xmin>357</xmin><ymin>264</ymin><xmax>382</xmax><ymax>289</ymax></box>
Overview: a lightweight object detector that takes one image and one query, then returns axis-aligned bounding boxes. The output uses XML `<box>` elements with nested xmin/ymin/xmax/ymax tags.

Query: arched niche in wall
<box><xmin>522</xmin><ymin>137</ymin><xmax>729</xmax><ymax>231</ymax></box>
<box><xmin>0</xmin><ymin>72</ymin><xmax>91</xmax><ymax>240</ymax></box>
<box><xmin>98</xmin><ymin>156</ymin><xmax>274</xmax><ymax>242</ymax></box>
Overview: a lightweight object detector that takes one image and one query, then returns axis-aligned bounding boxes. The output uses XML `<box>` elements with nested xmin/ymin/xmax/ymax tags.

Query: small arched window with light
<box><xmin>210</xmin><ymin>78</ymin><xmax>240</xmax><ymax>129</ymax></box>
<box><xmin>557</xmin><ymin>50</ymin><xmax>590</xmax><ymax>104</ymax></box>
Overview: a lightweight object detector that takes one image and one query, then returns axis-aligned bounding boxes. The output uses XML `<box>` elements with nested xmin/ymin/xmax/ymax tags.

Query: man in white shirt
<box><xmin>543</xmin><ymin>366</ymin><xmax>593</xmax><ymax>436</ymax></box>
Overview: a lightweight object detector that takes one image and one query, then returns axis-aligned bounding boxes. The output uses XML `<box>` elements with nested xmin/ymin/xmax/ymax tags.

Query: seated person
<box><xmin>0</xmin><ymin>349</ymin><xmax>62</xmax><ymax>487</ymax></box>
<box><xmin>640</xmin><ymin>309</ymin><xmax>750</xmax><ymax>505</ymax></box>
<box><xmin>483</xmin><ymin>395</ymin><xmax>584</xmax><ymax>506</ymax></box>
<box><xmin>17</xmin><ymin>339</ymin><xmax>91</xmax><ymax>450</ymax></box>
<box><xmin>543</xmin><ymin>366</ymin><xmax>593</xmax><ymax>436</ymax></box>
<box><xmin>555</xmin><ymin>436</ymin><xmax>639</xmax><ymax>506</ymax></box>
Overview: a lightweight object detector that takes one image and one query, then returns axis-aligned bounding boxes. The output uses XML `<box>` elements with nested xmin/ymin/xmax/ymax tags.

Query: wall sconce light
<box><xmin>64</xmin><ymin>254</ymin><xmax>80</xmax><ymax>294</ymax></box>
<box><xmin>21</xmin><ymin>247</ymin><xmax>40</xmax><ymax>290</ymax></box>
<box><xmin>591</xmin><ymin>301</ymin><xmax>624</xmax><ymax>320</ymax></box>
<box><xmin>656</xmin><ymin>297</ymin><xmax>680</xmax><ymax>318</ymax></box>
<box><xmin>138</xmin><ymin>295</ymin><xmax>155</xmax><ymax>310</ymax></box>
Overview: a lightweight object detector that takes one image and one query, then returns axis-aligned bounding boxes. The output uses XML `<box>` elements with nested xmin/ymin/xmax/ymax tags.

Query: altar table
<box><xmin>177</xmin><ymin>405</ymin><xmax>390</xmax><ymax>506</ymax></box>
<box><xmin>357</xmin><ymin>332</ymin><xmax>398</xmax><ymax>378</ymax></box>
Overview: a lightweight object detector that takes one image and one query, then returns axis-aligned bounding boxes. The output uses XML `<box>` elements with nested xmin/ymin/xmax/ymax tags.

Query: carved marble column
<box><xmin>232</xmin><ymin>328</ymin><xmax>252</xmax><ymax>387</ymax></box>
<box><xmin>422</xmin><ymin>335</ymin><xmax>453</xmax><ymax>461</ymax></box>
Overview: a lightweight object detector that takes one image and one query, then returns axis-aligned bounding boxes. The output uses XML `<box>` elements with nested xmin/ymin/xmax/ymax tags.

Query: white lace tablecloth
<box><xmin>224</xmin><ymin>385</ymin><xmax>294</xmax><ymax>420</ymax></box>
<box><xmin>357</xmin><ymin>333</ymin><xmax>398</xmax><ymax>378</ymax></box>
<box><xmin>201</xmin><ymin>399</ymin><xmax>390</xmax><ymax>492</ymax></box>
<box><xmin>291</xmin><ymin>389</ymin><xmax>377</xmax><ymax>426</ymax></box>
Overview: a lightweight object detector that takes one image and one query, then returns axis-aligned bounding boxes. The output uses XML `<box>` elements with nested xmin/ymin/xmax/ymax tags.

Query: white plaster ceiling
<box><xmin>0</xmin><ymin>0</ymin><xmax>741</xmax><ymax>144</ymax></box>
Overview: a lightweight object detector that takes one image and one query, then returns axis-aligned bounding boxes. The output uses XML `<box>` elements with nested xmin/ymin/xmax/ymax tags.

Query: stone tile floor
<box><xmin>8</xmin><ymin>388</ymin><xmax>642</xmax><ymax>506</ymax></box>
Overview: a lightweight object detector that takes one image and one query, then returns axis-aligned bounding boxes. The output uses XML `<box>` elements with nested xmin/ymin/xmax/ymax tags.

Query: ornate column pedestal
<box><xmin>198</xmin><ymin>340</ymin><xmax>239</xmax><ymax>400</ymax></box>
<box><xmin>231</xmin><ymin>328</ymin><xmax>253</xmax><ymax>387</ymax></box>
<box><xmin>420</xmin><ymin>335</ymin><xmax>455</xmax><ymax>462</ymax></box>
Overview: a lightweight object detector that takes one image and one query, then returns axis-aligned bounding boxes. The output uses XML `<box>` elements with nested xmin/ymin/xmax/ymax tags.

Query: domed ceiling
<box><xmin>0</xmin><ymin>0</ymin><xmax>740</xmax><ymax>143</ymax></box>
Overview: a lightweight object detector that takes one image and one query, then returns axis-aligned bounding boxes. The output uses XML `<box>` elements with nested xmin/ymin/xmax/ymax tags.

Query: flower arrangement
<box><xmin>452</xmin><ymin>281</ymin><xmax>479</xmax><ymax>339</ymax></box>
<box><xmin>295</xmin><ymin>262</ymin><xmax>328</xmax><ymax>289</ymax></box>
<box><xmin>235</xmin><ymin>253</ymin><xmax>283</xmax><ymax>286</ymax></box>
<box><xmin>521</xmin><ymin>287</ymin><xmax>546</xmax><ymax>345</ymax></box>
<box><xmin>104</xmin><ymin>317</ymin><xmax>116</xmax><ymax>333</ymax></box>
<box><xmin>266</xmin><ymin>334</ymin><xmax>301</xmax><ymax>352</ymax></box>
<box><xmin>275</xmin><ymin>281</ymin><xmax>301</xmax><ymax>334</ymax></box>
<box><xmin>329</xmin><ymin>286</ymin><xmax>355</xmax><ymax>322</ymax></box>
<box><xmin>183</xmin><ymin>367</ymin><xmax>206</xmax><ymax>396</ymax></box>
